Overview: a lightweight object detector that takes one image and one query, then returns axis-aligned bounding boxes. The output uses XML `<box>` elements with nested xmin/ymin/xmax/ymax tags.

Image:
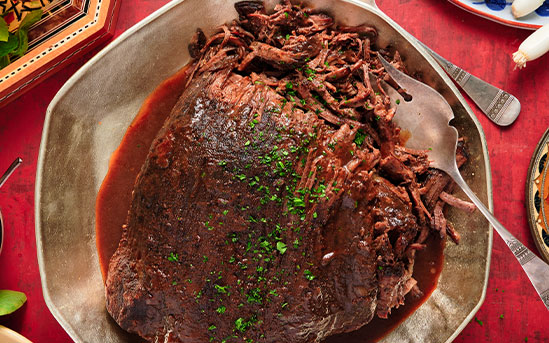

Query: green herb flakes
<box><xmin>215</xmin><ymin>285</ymin><xmax>229</xmax><ymax>294</ymax></box>
<box><xmin>276</xmin><ymin>242</ymin><xmax>287</xmax><ymax>255</ymax></box>
<box><xmin>167</xmin><ymin>252</ymin><xmax>179</xmax><ymax>262</ymax></box>
<box><xmin>304</xmin><ymin>269</ymin><xmax>315</xmax><ymax>281</ymax></box>
<box><xmin>353</xmin><ymin>129</ymin><xmax>367</xmax><ymax>146</ymax></box>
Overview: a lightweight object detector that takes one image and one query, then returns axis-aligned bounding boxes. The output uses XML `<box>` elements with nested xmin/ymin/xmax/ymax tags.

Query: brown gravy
<box><xmin>95</xmin><ymin>63</ymin><xmax>194</xmax><ymax>281</ymax></box>
<box><xmin>95</xmin><ymin>64</ymin><xmax>445</xmax><ymax>343</ymax></box>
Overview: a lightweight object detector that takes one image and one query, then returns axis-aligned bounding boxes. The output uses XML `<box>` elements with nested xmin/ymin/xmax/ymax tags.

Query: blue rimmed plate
<box><xmin>526</xmin><ymin>128</ymin><xmax>549</xmax><ymax>263</ymax></box>
<box><xmin>449</xmin><ymin>0</ymin><xmax>549</xmax><ymax>30</ymax></box>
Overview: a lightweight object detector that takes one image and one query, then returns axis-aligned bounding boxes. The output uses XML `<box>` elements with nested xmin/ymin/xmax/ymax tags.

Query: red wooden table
<box><xmin>0</xmin><ymin>0</ymin><xmax>548</xmax><ymax>342</ymax></box>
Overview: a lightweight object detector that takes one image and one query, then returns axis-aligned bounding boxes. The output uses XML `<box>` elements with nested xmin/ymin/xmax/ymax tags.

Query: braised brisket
<box><xmin>105</xmin><ymin>1</ymin><xmax>474</xmax><ymax>342</ymax></box>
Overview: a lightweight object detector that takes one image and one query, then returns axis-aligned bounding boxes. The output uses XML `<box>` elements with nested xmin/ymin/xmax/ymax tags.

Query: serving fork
<box><xmin>377</xmin><ymin>55</ymin><xmax>549</xmax><ymax>310</ymax></box>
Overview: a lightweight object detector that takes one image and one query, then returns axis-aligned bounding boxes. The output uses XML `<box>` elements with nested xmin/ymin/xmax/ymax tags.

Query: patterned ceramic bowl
<box><xmin>0</xmin><ymin>0</ymin><xmax>120</xmax><ymax>107</ymax></box>
<box><xmin>527</xmin><ymin>129</ymin><xmax>549</xmax><ymax>263</ymax></box>
<box><xmin>449</xmin><ymin>0</ymin><xmax>549</xmax><ymax>30</ymax></box>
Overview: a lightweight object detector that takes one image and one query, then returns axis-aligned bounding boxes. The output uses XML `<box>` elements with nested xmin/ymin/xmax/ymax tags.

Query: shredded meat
<box><xmin>439</xmin><ymin>191</ymin><xmax>476</xmax><ymax>213</ymax></box>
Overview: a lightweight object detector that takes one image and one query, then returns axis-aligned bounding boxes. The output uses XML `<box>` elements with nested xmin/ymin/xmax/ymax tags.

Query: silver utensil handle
<box><xmin>416</xmin><ymin>41</ymin><xmax>521</xmax><ymax>127</ymax></box>
<box><xmin>448</xmin><ymin>168</ymin><xmax>549</xmax><ymax>310</ymax></box>
<box><xmin>0</xmin><ymin>158</ymin><xmax>23</xmax><ymax>189</ymax></box>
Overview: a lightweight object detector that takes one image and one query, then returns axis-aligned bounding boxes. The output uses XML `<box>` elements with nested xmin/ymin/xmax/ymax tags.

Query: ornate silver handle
<box><xmin>447</xmin><ymin>168</ymin><xmax>549</xmax><ymax>310</ymax></box>
<box><xmin>416</xmin><ymin>41</ymin><xmax>521</xmax><ymax>127</ymax></box>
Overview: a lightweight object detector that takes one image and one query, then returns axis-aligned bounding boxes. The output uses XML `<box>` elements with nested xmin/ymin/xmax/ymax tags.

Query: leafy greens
<box><xmin>0</xmin><ymin>10</ymin><xmax>43</xmax><ymax>70</ymax></box>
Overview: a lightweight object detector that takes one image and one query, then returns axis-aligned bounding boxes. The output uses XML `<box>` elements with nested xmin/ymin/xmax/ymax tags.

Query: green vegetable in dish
<box><xmin>0</xmin><ymin>17</ymin><xmax>9</xmax><ymax>42</ymax></box>
<box><xmin>0</xmin><ymin>9</ymin><xmax>43</xmax><ymax>70</ymax></box>
<box><xmin>0</xmin><ymin>290</ymin><xmax>27</xmax><ymax>316</ymax></box>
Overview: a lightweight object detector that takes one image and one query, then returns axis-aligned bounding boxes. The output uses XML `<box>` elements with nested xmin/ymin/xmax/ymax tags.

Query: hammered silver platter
<box><xmin>35</xmin><ymin>0</ymin><xmax>493</xmax><ymax>342</ymax></box>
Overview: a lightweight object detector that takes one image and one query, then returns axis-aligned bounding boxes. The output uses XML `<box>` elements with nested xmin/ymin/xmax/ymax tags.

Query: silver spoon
<box><xmin>0</xmin><ymin>157</ymin><xmax>23</xmax><ymax>256</ymax></box>
<box><xmin>415</xmin><ymin>41</ymin><xmax>521</xmax><ymax>127</ymax></box>
<box><xmin>377</xmin><ymin>55</ymin><xmax>549</xmax><ymax>310</ymax></box>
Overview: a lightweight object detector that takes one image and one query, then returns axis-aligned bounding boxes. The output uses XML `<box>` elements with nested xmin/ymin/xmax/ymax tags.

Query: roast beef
<box><xmin>105</xmin><ymin>1</ymin><xmax>474</xmax><ymax>342</ymax></box>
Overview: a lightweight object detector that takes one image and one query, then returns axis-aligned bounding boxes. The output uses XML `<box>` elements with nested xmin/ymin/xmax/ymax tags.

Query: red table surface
<box><xmin>1</xmin><ymin>0</ymin><xmax>548</xmax><ymax>342</ymax></box>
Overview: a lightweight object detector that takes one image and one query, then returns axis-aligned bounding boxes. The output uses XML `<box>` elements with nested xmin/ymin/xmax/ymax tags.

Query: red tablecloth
<box><xmin>0</xmin><ymin>0</ymin><xmax>548</xmax><ymax>342</ymax></box>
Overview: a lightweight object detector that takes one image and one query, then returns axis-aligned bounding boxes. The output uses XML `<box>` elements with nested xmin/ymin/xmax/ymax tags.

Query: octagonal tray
<box><xmin>35</xmin><ymin>0</ymin><xmax>493</xmax><ymax>342</ymax></box>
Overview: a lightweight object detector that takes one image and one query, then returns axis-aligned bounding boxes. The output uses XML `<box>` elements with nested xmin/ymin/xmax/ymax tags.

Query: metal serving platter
<box><xmin>35</xmin><ymin>0</ymin><xmax>493</xmax><ymax>342</ymax></box>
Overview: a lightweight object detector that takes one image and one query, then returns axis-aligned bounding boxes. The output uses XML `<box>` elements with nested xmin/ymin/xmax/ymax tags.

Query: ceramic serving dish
<box><xmin>0</xmin><ymin>0</ymin><xmax>120</xmax><ymax>107</ymax></box>
<box><xmin>448</xmin><ymin>0</ymin><xmax>549</xmax><ymax>30</ymax></box>
<box><xmin>526</xmin><ymin>128</ymin><xmax>549</xmax><ymax>263</ymax></box>
<box><xmin>35</xmin><ymin>0</ymin><xmax>493</xmax><ymax>342</ymax></box>
<box><xmin>0</xmin><ymin>326</ymin><xmax>32</xmax><ymax>343</ymax></box>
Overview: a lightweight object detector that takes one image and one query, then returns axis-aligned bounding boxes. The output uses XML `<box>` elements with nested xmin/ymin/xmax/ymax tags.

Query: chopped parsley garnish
<box><xmin>234</xmin><ymin>316</ymin><xmax>257</xmax><ymax>333</ymax></box>
<box><xmin>353</xmin><ymin>129</ymin><xmax>367</xmax><ymax>146</ymax></box>
<box><xmin>204</xmin><ymin>221</ymin><xmax>214</xmax><ymax>231</ymax></box>
<box><xmin>304</xmin><ymin>269</ymin><xmax>315</xmax><ymax>281</ymax></box>
<box><xmin>167</xmin><ymin>252</ymin><xmax>179</xmax><ymax>262</ymax></box>
<box><xmin>249</xmin><ymin>119</ymin><xmax>259</xmax><ymax>129</ymax></box>
<box><xmin>247</xmin><ymin>288</ymin><xmax>262</xmax><ymax>304</ymax></box>
<box><xmin>215</xmin><ymin>285</ymin><xmax>229</xmax><ymax>294</ymax></box>
<box><xmin>276</xmin><ymin>242</ymin><xmax>287</xmax><ymax>255</ymax></box>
